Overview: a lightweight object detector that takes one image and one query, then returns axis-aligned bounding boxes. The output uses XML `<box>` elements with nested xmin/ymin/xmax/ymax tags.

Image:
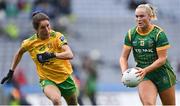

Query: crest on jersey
<box><xmin>138</xmin><ymin>38</ymin><xmax>145</xmax><ymax>46</ymax></box>
<box><xmin>140</xmin><ymin>40</ymin><xmax>144</xmax><ymax>46</ymax></box>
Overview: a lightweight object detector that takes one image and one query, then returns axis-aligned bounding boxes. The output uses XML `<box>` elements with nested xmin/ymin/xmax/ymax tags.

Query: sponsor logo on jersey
<box><xmin>134</xmin><ymin>48</ymin><xmax>153</xmax><ymax>53</ymax></box>
<box><xmin>60</xmin><ymin>36</ymin><xmax>65</xmax><ymax>41</ymax></box>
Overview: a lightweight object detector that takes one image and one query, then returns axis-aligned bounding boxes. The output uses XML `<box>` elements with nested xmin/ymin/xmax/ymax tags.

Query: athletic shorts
<box><xmin>143</xmin><ymin>67</ymin><xmax>176</xmax><ymax>92</ymax></box>
<box><xmin>40</xmin><ymin>76</ymin><xmax>77</xmax><ymax>96</ymax></box>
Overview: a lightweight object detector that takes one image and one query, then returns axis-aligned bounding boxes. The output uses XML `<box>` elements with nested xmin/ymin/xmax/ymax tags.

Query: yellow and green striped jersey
<box><xmin>21</xmin><ymin>30</ymin><xmax>72</xmax><ymax>84</ymax></box>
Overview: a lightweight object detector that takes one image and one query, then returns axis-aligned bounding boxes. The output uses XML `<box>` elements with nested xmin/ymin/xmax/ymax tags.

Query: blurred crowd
<box><xmin>0</xmin><ymin>0</ymin><xmax>75</xmax><ymax>40</ymax></box>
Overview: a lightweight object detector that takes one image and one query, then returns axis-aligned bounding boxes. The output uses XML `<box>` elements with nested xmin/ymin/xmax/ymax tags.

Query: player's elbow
<box><xmin>159</xmin><ymin>56</ymin><xmax>167</xmax><ymax>65</ymax></box>
<box><xmin>161</xmin><ymin>58</ymin><xmax>167</xmax><ymax>65</ymax></box>
<box><xmin>68</xmin><ymin>52</ymin><xmax>74</xmax><ymax>59</ymax></box>
<box><xmin>119</xmin><ymin>57</ymin><xmax>123</xmax><ymax>63</ymax></box>
<box><xmin>69</xmin><ymin>55</ymin><xmax>73</xmax><ymax>60</ymax></box>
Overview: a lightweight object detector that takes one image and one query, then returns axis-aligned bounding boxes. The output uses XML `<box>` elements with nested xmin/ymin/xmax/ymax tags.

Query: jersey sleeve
<box><xmin>20</xmin><ymin>40</ymin><xmax>28</xmax><ymax>51</ymax></box>
<box><xmin>56</xmin><ymin>32</ymin><xmax>68</xmax><ymax>48</ymax></box>
<box><xmin>156</xmin><ymin>31</ymin><xmax>170</xmax><ymax>51</ymax></box>
<box><xmin>124</xmin><ymin>31</ymin><xmax>132</xmax><ymax>47</ymax></box>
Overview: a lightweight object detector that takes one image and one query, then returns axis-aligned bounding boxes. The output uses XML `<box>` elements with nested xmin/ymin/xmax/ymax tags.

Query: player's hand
<box><xmin>1</xmin><ymin>69</ymin><xmax>14</xmax><ymax>84</ymax></box>
<box><xmin>135</xmin><ymin>67</ymin><xmax>146</xmax><ymax>80</ymax></box>
<box><xmin>37</xmin><ymin>52</ymin><xmax>56</xmax><ymax>63</ymax></box>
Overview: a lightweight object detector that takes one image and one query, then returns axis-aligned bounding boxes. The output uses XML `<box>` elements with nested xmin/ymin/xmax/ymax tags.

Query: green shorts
<box><xmin>144</xmin><ymin>67</ymin><xmax>176</xmax><ymax>92</ymax></box>
<box><xmin>40</xmin><ymin>76</ymin><xmax>77</xmax><ymax>97</ymax></box>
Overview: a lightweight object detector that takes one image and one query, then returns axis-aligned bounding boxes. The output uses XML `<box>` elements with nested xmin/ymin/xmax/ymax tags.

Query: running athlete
<box><xmin>1</xmin><ymin>12</ymin><xmax>78</xmax><ymax>106</ymax></box>
<box><xmin>119</xmin><ymin>4</ymin><xmax>176</xmax><ymax>105</ymax></box>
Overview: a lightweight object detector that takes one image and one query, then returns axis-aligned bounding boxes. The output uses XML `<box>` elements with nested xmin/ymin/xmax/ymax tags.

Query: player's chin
<box><xmin>43</xmin><ymin>34</ymin><xmax>50</xmax><ymax>38</ymax></box>
<box><xmin>137</xmin><ymin>24</ymin><xmax>144</xmax><ymax>28</ymax></box>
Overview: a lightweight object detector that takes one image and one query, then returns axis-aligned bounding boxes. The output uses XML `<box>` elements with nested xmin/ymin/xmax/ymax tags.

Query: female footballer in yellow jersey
<box><xmin>1</xmin><ymin>12</ymin><xmax>78</xmax><ymax>105</ymax></box>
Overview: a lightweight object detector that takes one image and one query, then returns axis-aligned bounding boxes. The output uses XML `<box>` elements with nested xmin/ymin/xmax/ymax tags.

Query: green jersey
<box><xmin>124</xmin><ymin>25</ymin><xmax>170</xmax><ymax>68</ymax></box>
<box><xmin>124</xmin><ymin>25</ymin><xmax>176</xmax><ymax>92</ymax></box>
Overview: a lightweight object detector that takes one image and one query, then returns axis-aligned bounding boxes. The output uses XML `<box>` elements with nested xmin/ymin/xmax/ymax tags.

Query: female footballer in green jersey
<box><xmin>1</xmin><ymin>12</ymin><xmax>78</xmax><ymax>105</ymax></box>
<box><xmin>119</xmin><ymin>4</ymin><xmax>176</xmax><ymax>105</ymax></box>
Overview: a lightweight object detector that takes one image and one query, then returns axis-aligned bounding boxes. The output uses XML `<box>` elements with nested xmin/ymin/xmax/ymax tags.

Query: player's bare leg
<box><xmin>138</xmin><ymin>80</ymin><xmax>158</xmax><ymax>105</ymax></box>
<box><xmin>159</xmin><ymin>85</ymin><xmax>176</xmax><ymax>105</ymax></box>
<box><xmin>44</xmin><ymin>85</ymin><xmax>62</xmax><ymax>105</ymax></box>
<box><xmin>64</xmin><ymin>92</ymin><xmax>78</xmax><ymax>105</ymax></box>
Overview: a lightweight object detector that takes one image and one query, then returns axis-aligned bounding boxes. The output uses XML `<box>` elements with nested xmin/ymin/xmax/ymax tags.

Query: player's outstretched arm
<box><xmin>1</xmin><ymin>47</ymin><xmax>26</xmax><ymax>84</ymax></box>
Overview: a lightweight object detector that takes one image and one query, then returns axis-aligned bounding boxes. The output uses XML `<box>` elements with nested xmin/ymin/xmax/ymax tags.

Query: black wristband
<box><xmin>9</xmin><ymin>69</ymin><xmax>14</xmax><ymax>72</ymax></box>
<box><xmin>9</xmin><ymin>69</ymin><xmax>13</xmax><ymax>72</ymax></box>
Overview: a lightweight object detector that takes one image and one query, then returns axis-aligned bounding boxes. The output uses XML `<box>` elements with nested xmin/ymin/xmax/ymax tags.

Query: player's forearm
<box><xmin>10</xmin><ymin>50</ymin><xmax>24</xmax><ymax>71</ymax></box>
<box><xmin>119</xmin><ymin>57</ymin><xmax>128</xmax><ymax>73</ymax></box>
<box><xmin>55</xmin><ymin>51</ymin><xmax>73</xmax><ymax>60</ymax></box>
<box><xmin>144</xmin><ymin>57</ymin><xmax>166</xmax><ymax>73</ymax></box>
<box><xmin>120</xmin><ymin>47</ymin><xmax>131</xmax><ymax>73</ymax></box>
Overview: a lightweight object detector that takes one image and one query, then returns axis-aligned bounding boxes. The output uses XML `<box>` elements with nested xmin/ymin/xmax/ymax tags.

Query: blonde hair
<box><xmin>137</xmin><ymin>4</ymin><xmax>157</xmax><ymax>20</ymax></box>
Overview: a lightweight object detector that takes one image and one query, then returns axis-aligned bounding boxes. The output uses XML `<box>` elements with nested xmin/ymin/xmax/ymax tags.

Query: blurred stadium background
<box><xmin>0</xmin><ymin>0</ymin><xmax>180</xmax><ymax>105</ymax></box>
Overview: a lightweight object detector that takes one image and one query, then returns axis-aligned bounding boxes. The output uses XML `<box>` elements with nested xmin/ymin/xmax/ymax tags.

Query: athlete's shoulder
<box><xmin>127</xmin><ymin>26</ymin><xmax>137</xmax><ymax>41</ymax></box>
<box><xmin>128</xmin><ymin>26</ymin><xmax>137</xmax><ymax>36</ymax></box>
<box><xmin>25</xmin><ymin>33</ymin><xmax>37</xmax><ymax>41</ymax></box>
<box><xmin>22</xmin><ymin>34</ymin><xmax>37</xmax><ymax>45</ymax></box>
<box><xmin>50</xmin><ymin>30</ymin><xmax>67</xmax><ymax>43</ymax></box>
<box><xmin>154</xmin><ymin>25</ymin><xmax>164</xmax><ymax>32</ymax></box>
<box><xmin>129</xmin><ymin>26</ymin><xmax>137</xmax><ymax>32</ymax></box>
<box><xmin>153</xmin><ymin>25</ymin><xmax>167</xmax><ymax>41</ymax></box>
